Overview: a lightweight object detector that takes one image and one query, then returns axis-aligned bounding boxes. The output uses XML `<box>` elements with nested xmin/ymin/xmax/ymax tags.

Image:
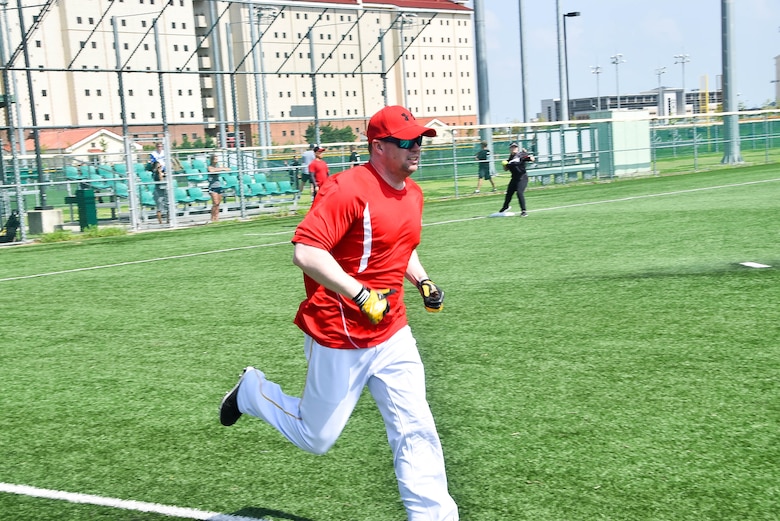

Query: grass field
<box><xmin>1</xmin><ymin>165</ymin><xmax>779</xmax><ymax>521</ymax></box>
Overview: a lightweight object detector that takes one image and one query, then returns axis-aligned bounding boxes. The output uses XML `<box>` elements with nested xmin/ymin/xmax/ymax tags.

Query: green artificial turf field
<box><xmin>1</xmin><ymin>165</ymin><xmax>778</xmax><ymax>521</ymax></box>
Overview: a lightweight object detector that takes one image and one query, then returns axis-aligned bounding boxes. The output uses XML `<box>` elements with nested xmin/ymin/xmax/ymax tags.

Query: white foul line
<box><xmin>0</xmin><ymin>482</ymin><xmax>266</xmax><ymax>520</ymax></box>
<box><xmin>0</xmin><ymin>240</ymin><xmax>291</xmax><ymax>283</ymax></box>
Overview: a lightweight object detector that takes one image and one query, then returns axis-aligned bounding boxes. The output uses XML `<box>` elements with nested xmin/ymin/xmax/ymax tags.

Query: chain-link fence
<box><xmin>2</xmin><ymin>109</ymin><xmax>780</xmax><ymax>241</ymax></box>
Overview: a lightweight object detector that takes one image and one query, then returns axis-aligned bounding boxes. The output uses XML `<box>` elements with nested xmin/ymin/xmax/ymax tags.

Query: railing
<box><xmin>3</xmin><ymin>109</ymin><xmax>780</xmax><ymax>240</ymax></box>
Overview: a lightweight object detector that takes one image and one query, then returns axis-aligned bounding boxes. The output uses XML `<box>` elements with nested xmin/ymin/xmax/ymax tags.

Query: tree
<box><xmin>304</xmin><ymin>122</ymin><xmax>356</xmax><ymax>145</ymax></box>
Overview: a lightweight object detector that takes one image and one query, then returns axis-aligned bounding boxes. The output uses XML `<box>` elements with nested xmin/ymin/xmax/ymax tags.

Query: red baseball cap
<box><xmin>366</xmin><ymin>105</ymin><xmax>437</xmax><ymax>142</ymax></box>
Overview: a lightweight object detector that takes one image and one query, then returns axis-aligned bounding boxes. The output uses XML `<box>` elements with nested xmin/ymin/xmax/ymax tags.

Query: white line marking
<box><xmin>2</xmin><ymin>177</ymin><xmax>778</xmax><ymax>283</ymax></box>
<box><xmin>0</xmin><ymin>241</ymin><xmax>290</xmax><ymax>283</ymax></box>
<box><xmin>740</xmin><ymin>262</ymin><xmax>772</xmax><ymax>268</ymax></box>
<box><xmin>0</xmin><ymin>482</ymin><xmax>266</xmax><ymax>520</ymax></box>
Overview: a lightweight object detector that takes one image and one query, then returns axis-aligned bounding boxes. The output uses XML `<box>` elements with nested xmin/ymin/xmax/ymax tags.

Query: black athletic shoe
<box><xmin>520</xmin><ymin>211</ymin><xmax>528</xmax><ymax>217</ymax></box>
<box><xmin>219</xmin><ymin>368</ymin><xmax>249</xmax><ymax>426</ymax></box>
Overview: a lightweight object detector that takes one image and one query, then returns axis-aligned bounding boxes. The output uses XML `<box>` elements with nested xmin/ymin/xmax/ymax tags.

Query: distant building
<box><xmin>541</xmin><ymin>89</ymin><xmax>724</xmax><ymax>121</ymax></box>
<box><xmin>0</xmin><ymin>0</ymin><xmax>476</xmax><ymax>148</ymax></box>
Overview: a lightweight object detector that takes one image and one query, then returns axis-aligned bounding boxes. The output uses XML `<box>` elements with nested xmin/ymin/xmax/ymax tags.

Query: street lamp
<box><xmin>590</xmin><ymin>65</ymin><xmax>602</xmax><ymax>111</ymax></box>
<box><xmin>563</xmin><ymin>11</ymin><xmax>580</xmax><ymax>118</ymax></box>
<box><xmin>674</xmin><ymin>53</ymin><xmax>690</xmax><ymax>112</ymax></box>
<box><xmin>559</xmin><ymin>10</ymin><xmax>580</xmax><ymax>121</ymax></box>
<box><xmin>610</xmin><ymin>53</ymin><xmax>625</xmax><ymax>109</ymax></box>
<box><xmin>655</xmin><ymin>66</ymin><xmax>666</xmax><ymax>116</ymax></box>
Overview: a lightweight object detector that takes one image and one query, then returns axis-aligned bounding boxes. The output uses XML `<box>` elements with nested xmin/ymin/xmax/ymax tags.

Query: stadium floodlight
<box><xmin>610</xmin><ymin>53</ymin><xmax>625</xmax><ymax>109</ymax></box>
<box><xmin>655</xmin><ymin>67</ymin><xmax>667</xmax><ymax>116</ymax></box>
<box><xmin>674</xmin><ymin>53</ymin><xmax>691</xmax><ymax>113</ymax></box>
<box><xmin>590</xmin><ymin>65</ymin><xmax>602</xmax><ymax>111</ymax></box>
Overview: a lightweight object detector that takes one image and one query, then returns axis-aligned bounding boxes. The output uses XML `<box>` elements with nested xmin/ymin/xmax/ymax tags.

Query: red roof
<box><xmin>18</xmin><ymin>128</ymin><xmax>98</xmax><ymax>152</ymax></box>
<box><xmin>296</xmin><ymin>0</ymin><xmax>471</xmax><ymax>11</ymax></box>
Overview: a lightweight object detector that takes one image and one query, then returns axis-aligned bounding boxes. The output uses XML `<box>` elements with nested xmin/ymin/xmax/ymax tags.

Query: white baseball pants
<box><xmin>237</xmin><ymin>325</ymin><xmax>458</xmax><ymax>521</ymax></box>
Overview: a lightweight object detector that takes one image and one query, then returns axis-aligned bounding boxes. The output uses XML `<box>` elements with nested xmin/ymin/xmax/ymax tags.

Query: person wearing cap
<box><xmin>219</xmin><ymin>105</ymin><xmax>458</xmax><ymax>521</ymax></box>
<box><xmin>498</xmin><ymin>141</ymin><xmax>534</xmax><ymax>216</ymax></box>
<box><xmin>308</xmin><ymin>146</ymin><xmax>330</xmax><ymax>198</ymax></box>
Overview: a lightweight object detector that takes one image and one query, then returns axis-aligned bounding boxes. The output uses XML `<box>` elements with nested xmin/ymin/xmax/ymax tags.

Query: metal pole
<box><xmin>249</xmin><ymin>6</ymin><xmax>266</xmax><ymax>157</ymax></box>
<box><xmin>208</xmin><ymin>1</ymin><xmax>228</xmax><ymax>149</ymax></box>
<box><xmin>591</xmin><ymin>65</ymin><xmax>602</xmax><ymax>111</ymax></box>
<box><xmin>399</xmin><ymin>15</ymin><xmax>410</xmax><ymax>109</ymax></box>
<box><xmin>379</xmin><ymin>29</ymin><xmax>388</xmax><ymax>106</ymax></box>
<box><xmin>611</xmin><ymin>53</ymin><xmax>624</xmax><ymax>109</ymax></box>
<box><xmin>154</xmin><ymin>22</ymin><xmax>176</xmax><ymax>227</ymax></box>
<box><xmin>308</xmin><ymin>28</ymin><xmax>320</xmax><ymax>144</ymax></box>
<box><xmin>518</xmin><ymin>0</ymin><xmax>528</xmax><ymax>122</ymax></box>
<box><xmin>1</xmin><ymin>2</ymin><xmax>23</xmax><ymax>158</ymax></box>
<box><xmin>562</xmin><ymin>12</ymin><xmax>580</xmax><ymax>120</ymax></box>
<box><xmin>655</xmin><ymin>67</ymin><xmax>666</xmax><ymax>116</ymax></box>
<box><xmin>226</xmin><ymin>23</ymin><xmax>247</xmax><ymax>219</ymax></box>
<box><xmin>473</xmin><ymin>0</ymin><xmax>494</xmax><ymax>168</ymax></box>
<box><xmin>720</xmin><ymin>0</ymin><xmax>742</xmax><ymax>163</ymax></box>
<box><xmin>674</xmin><ymin>53</ymin><xmax>690</xmax><ymax>113</ymax></box>
<box><xmin>555</xmin><ymin>0</ymin><xmax>567</xmax><ymax>122</ymax></box>
<box><xmin>0</xmin><ymin>0</ymin><xmax>25</xmax><ymax>240</ymax></box>
<box><xmin>16</xmin><ymin>0</ymin><xmax>47</xmax><ymax>208</ymax></box>
<box><xmin>258</xmin><ymin>26</ymin><xmax>271</xmax><ymax>153</ymax></box>
<box><xmin>113</xmin><ymin>17</ymin><xmax>140</xmax><ymax>231</ymax></box>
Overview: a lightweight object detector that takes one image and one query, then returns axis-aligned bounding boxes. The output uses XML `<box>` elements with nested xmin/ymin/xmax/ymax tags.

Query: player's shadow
<box><xmin>228</xmin><ymin>506</ymin><xmax>315</xmax><ymax>521</ymax></box>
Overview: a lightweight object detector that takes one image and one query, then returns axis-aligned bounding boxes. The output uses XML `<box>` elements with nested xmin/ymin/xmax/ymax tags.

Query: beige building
<box><xmin>1</xmin><ymin>0</ymin><xmax>476</xmax><ymax>148</ymax></box>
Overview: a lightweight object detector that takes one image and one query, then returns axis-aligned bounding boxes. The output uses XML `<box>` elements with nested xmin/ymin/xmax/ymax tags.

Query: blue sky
<box><xmin>470</xmin><ymin>0</ymin><xmax>779</xmax><ymax>121</ymax></box>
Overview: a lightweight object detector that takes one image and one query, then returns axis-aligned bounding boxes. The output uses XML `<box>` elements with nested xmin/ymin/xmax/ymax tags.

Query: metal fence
<box><xmin>2</xmin><ymin>109</ymin><xmax>780</xmax><ymax>241</ymax></box>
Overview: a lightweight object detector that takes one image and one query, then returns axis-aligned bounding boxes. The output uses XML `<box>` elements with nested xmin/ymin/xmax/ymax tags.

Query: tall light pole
<box><xmin>590</xmin><ymin>65</ymin><xmax>602</xmax><ymax>111</ymax></box>
<box><xmin>720</xmin><ymin>0</ymin><xmax>742</xmax><ymax>164</ymax></box>
<box><xmin>562</xmin><ymin>11</ymin><xmax>580</xmax><ymax>120</ymax></box>
<box><xmin>399</xmin><ymin>13</ymin><xmax>416</xmax><ymax>110</ymax></box>
<box><xmin>518</xmin><ymin>0</ymin><xmax>529</xmax><ymax>122</ymax></box>
<box><xmin>674</xmin><ymin>53</ymin><xmax>690</xmax><ymax>113</ymax></box>
<box><xmin>655</xmin><ymin>66</ymin><xmax>666</xmax><ymax>116</ymax></box>
<box><xmin>610</xmin><ymin>53</ymin><xmax>625</xmax><ymax>109</ymax></box>
<box><xmin>252</xmin><ymin>6</ymin><xmax>276</xmax><ymax>159</ymax></box>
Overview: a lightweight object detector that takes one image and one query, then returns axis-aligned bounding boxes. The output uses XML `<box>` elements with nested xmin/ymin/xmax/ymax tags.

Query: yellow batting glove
<box><xmin>417</xmin><ymin>279</ymin><xmax>444</xmax><ymax>313</ymax></box>
<box><xmin>352</xmin><ymin>287</ymin><xmax>396</xmax><ymax>324</ymax></box>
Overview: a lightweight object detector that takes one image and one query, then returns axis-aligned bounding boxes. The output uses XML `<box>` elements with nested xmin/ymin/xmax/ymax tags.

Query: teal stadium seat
<box><xmin>263</xmin><ymin>181</ymin><xmax>283</xmax><ymax>196</ymax></box>
<box><xmin>278</xmin><ymin>180</ymin><xmax>300</xmax><ymax>194</ymax></box>
<box><xmin>187</xmin><ymin>186</ymin><xmax>211</xmax><ymax>203</ymax></box>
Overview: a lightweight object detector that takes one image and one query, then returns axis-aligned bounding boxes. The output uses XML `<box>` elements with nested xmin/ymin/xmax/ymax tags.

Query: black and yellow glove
<box><xmin>352</xmin><ymin>287</ymin><xmax>396</xmax><ymax>324</ymax></box>
<box><xmin>417</xmin><ymin>278</ymin><xmax>444</xmax><ymax>312</ymax></box>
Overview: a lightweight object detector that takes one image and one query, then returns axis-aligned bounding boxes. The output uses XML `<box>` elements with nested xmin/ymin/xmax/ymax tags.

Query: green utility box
<box><xmin>67</xmin><ymin>188</ymin><xmax>98</xmax><ymax>231</ymax></box>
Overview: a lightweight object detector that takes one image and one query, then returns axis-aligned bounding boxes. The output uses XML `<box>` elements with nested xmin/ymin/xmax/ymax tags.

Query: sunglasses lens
<box><xmin>398</xmin><ymin>136</ymin><xmax>423</xmax><ymax>149</ymax></box>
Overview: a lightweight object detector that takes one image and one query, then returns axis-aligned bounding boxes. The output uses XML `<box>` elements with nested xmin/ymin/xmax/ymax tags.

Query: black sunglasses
<box><xmin>380</xmin><ymin>135</ymin><xmax>424</xmax><ymax>149</ymax></box>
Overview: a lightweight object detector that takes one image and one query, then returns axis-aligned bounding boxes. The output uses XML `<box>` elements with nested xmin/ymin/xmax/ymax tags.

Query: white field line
<box><xmin>0</xmin><ymin>482</ymin><xmax>266</xmax><ymax>521</ymax></box>
<box><xmin>425</xmin><ymin>177</ymin><xmax>780</xmax><ymax>227</ymax></box>
<box><xmin>0</xmin><ymin>241</ymin><xmax>291</xmax><ymax>283</ymax></box>
<box><xmin>1</xmin><ymin>177</ymin><xmax>777</xmax><ymax>283</ymax></box>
